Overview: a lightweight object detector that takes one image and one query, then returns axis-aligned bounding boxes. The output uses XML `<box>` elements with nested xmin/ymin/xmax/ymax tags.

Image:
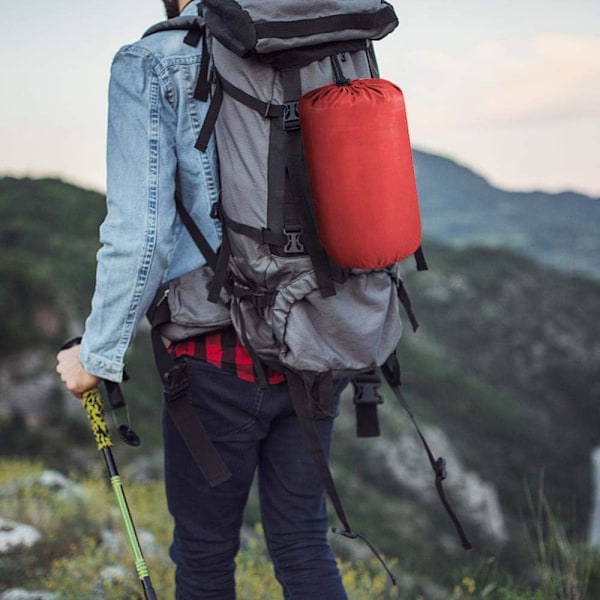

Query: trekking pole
<box><xmin>60</xmin><ymin>340</ymin><xmax>158</xmax><ymax>600</ymax></box>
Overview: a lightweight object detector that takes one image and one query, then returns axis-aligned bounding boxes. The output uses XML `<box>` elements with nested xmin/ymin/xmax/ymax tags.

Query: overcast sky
<box><xmin>1</xmin><ymin>1</ymin><xmax>599</xmax><ymax>196</ymax></box>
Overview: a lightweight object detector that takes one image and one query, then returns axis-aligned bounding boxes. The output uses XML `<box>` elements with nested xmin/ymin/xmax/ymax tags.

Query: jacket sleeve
<box><xmin>80</xmin><ymin>45</ymin><xmax>179</xmax><ymax>382</ymax></box>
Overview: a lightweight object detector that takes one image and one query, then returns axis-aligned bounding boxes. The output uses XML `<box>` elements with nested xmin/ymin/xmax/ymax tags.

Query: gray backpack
<box><xmin>145</xmin><ymin>1</ymin><xmax>471</xmax><ymax>571</ymax></box>
<box><xmin>194</xmin><ymin>0</ymin><xmax>418</xmax><ymax>376</ymax></box>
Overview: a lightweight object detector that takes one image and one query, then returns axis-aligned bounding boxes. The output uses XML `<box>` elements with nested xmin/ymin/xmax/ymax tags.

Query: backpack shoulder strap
<box><xmin>143</xmin><ymin>13</ymin><xmax>211</xmax><ymax>100</ymax></box>
<box><xmin>143</xmin><ymin>15</ymin><xmax>204</xmax><ymax>40</ymax></box>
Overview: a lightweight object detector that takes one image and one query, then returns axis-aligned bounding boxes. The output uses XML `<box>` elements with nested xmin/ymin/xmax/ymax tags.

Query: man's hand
<box><xmin>56</xmin><ymin>345</ymin><xmax>101</xmax><ymax>397</ymax></box>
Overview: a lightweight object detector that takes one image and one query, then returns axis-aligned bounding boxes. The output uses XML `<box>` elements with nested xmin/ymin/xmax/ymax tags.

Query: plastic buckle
<box><xmin>353</xmin><ymin>380</ymin><xmax>383</xmax><ymax>406</ymax></box>
<box><xmin>210</xmin><ymin>201</ymin><xmax>221</xmax><ymax>220</ymax></box>
<box><xmin>283</xmin><ymin>226</ymin><xmax>305</xmax><ymax>254</ymax></box>
<box><xmin>435</xmin><ymin>457</ymin><xmax>448</xmax><ymax>481</ymax></box>
<box><xmin>163</xmin><ymin>363</ymin><xmax>189</xmax><ymax>401</ymax></box>
<box><xmin>283</xmin><ymin>101</ymin><xmax>300</xmax><ymax>131</ymax></box>
<box><xmin>251</xmin><ymin>292</ymin><xmax>275</xmax><ymax>309</ymax></box>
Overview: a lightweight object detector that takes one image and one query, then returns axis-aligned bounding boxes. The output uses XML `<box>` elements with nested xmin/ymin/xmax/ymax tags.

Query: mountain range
<box><xmin>413</xmin><ymin>149</ymin><xmax>600</xmax><ymax>279</ymax></box>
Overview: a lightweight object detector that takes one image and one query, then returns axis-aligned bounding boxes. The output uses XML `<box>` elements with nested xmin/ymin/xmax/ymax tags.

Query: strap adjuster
<box><xmin>163</xmin><ymin>363</ymin><xmax>189</xmax><ymax>400</ymax></box>
<box><xmin>283</xmin><ymin>101</ymin><xmax>300</xmax><ymax>130</ymax></box>
<box><xmin>435</xmin><ymin>457</ymin><xmax>448</xmax><ymax>481</ymax></box>
<box><xmin>263</xmin><ymin>101</ymin><xmax>281</xmax><ymax>119</ymax></box>
<box><xmin>283</xmin><ymin>225</ymin><xmax>305</xmax><ymax>254</ymax></box>
<box><xmin>352</xmin><ymin>379</ymin><xmax>383</xmax><ymax>404</ymax></box>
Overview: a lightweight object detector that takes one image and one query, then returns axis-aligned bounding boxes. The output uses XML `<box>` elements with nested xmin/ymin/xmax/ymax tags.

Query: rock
<box><xmin>0</xmin><ymin>517</ymin><xmax>42</xmax><ymax>554</ymax></box>
<box><xmin>588</xmin><ymin>446</ymin><xmax>600</xmax><ymax>548</ymax></box>
<box><xmin>0</xmin><ymin>351</ymin><xmax>78</xmax><ymax>423</ymax></box>
<box><xmin>372</xmin><ymin>425</ymin><xmax>508</xmax><ymax>544</ymax></box>
<box><xmin>0</xmin><ymin>591</ymin><xmax>59</xmax><ymax>600</ymax></box>
<box><xmin>99</xmin><ymin>527</ymin><xmax>161</xmax><ymax>558</ymax></box>
<box><xmin>90</xmin><ymin>565</ymin><xmax>132</xmax><ymax>599</ymax></box>
<box><xmin>0</xmin><ymin>469</ymin><xmax>85</xmax><ymax>503</ymax></box>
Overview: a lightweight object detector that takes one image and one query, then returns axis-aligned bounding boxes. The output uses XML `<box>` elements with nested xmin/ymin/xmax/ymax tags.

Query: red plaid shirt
<box><xmin>170</xmin><ymin>327</ymin><xmax>285</xmax><ymax>384</ymax></box>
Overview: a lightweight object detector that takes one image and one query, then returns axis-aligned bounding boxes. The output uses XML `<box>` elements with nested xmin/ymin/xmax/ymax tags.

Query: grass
<box><xmin>1</xmin><ymin>459</ymin><xmax>598</xmax><ymax>599</ymax></box>
<box><xmin>525</xmin><ymin>479</ymin><xmax>595</xmax><ymax>600</ymax></box>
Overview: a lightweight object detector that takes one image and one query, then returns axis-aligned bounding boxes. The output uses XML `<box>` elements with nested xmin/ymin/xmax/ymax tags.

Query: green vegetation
<box><xmin>2</xmin><ymin>460</ymin><xmax>598</xmax><ymax>599</ymax></box>
<box><xmin>0</xmin><ymin>177</ymin><xmax>104</xmax><ymax>357</ymax></box>
<box><xmin>3</xmin><ymin>460</ymin><xmax>599</xmax><ymax>598</ymax></box>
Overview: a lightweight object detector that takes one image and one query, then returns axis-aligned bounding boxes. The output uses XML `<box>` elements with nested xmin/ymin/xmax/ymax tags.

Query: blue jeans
<box><xmin>163</xmin><ymin>357</ymin><xmax>348</xmax><ymax>599</ymax></box>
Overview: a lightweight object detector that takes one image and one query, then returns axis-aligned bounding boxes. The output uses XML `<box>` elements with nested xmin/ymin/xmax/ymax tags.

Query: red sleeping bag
<box><xmin>299</xmin><ymin>78</ymin><xmax>421</xmax><ymax>269</ymax></box>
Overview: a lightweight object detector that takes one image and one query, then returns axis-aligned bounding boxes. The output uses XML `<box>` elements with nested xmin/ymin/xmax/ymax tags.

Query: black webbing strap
<box><xmin>144</xmin><ymin>13</ymin><xmax>215</xmax><ymax>150</ymax></box>
<box><xmin>285</xmin><ymin>369</ymin><xmax>397</xmax><ymax>584</ymax></box>
<box><xmin>103</xmin><ymin>380</ymin><xmax>127</xmax><ymax>410</ymax></box>
<box><xmin>145</xmin><ymin>172</ymin><xmax>231</xmax><ymax>486</ymax></box>
<box><xmin>231</xmin><ymin>299</ymin><xmax>268</xmax><ymax>388</ymax></box>
<box><xmin>184</xmin><ymin>2</ymin><xmax>205</xmax><ymax>51</ymax></box>
<box><xmin>147</xmin><ymin>308</ymin><xmax>232</xmax><ymax>483</ymax></box>
<box><xmin>220</xmin><ymin>208</ymin><xmax>287</xmax><ymax>247</ymax></box>
<box><xmin>330</xmin><ymin>54</ymin><xmax>351</xmax><ymax>86</ymax></box>
<box><xmin>281</xmin><ymin>69</ymin><xmax>336</xmax><ymax>298</ymax></box>
<box><xmin>195</xmin><ymin>78</ymin><xmax>223</xmax><ymax>151</ymax></box>
<box><xmin>380</xmin><ymin>355</ymin><xmax>473</xmax><ymax>550</ymax></box>
<box><xmin>232</xmin><ymin>284</ymin><xmax>276</xmax><ymax>309</ymax></box>
<box><xmin>351</xmin><ymin>371</ymin><xmax>383</xmax><ymax>438</ymax></box>
<box><xmin>192</xmin><ymin>34</ymin><xmax>211</xmax><ymax>101</ymax></box>
<box><xmin>397</xmin><ymin>280</ymin><xmax>419</xmax><ymax>333</ymax></box>
<box><xmin>414</xmin><ymin>246</ymin><xmax>428</xmax><ymax>272</ymax></box>
<box><xmin>174</xmin><ymin>176</ymin><xmax>218</xmax><ymax>269</ymax></box>
<box><xmin>253</xmin><ymin>6</ymin><xmax>398</xmax><ymax>40</ymax></box>
<box><xmin>173</xmin><ymin>171</ymin><xmax>231</xmax><ymax>305</ymax></box>
<box><xmin>286</xmin><ymin>371</ymin><xmax>354</xmax><ymax>534</ymax></box>
<box><xmin>146</xmin><ymin>298</ymin><xmax>232</xmax><ymax>487</ymax></box>
<box><xmin>221</xmin><ymin>75</ymin><xmax>284</xmax><ymax>118</ymax></box>
<box><xmin>366</xmin><ymin>40</ymin><xmax>380</xmax><ymax>78</ymax></box>
<box><xmin>206</xmin><ymin>230</ymin><xmax>232</xmax><ymax>304</ymax></box>
<box><xmin>196</xmin><ymin>70</ymin><xmax>284</xmax><ymax>154</ymax></box>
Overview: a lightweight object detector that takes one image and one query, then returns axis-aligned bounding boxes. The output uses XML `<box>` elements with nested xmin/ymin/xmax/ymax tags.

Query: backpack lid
<box><xmin>203</xmin><ymin>0</ymin><xmax>398</xmax><ymax>57</ymax></box>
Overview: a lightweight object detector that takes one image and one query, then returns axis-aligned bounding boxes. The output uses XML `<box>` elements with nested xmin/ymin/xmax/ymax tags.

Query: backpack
<box><xmin>145</xmin><ymin>1</ymin><xmax>471</xmax><ymax>571</ymax></box>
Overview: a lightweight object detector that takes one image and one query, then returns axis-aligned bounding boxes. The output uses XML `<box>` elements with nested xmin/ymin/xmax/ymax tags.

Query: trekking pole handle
<box><xmin>59</xmin><ymin>337</ymin><xmax>139</xmax><ymax>446</ymax></box>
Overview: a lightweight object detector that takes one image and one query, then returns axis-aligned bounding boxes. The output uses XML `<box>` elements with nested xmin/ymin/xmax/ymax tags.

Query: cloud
<box><xmin>404</xmin><ymin>33</ymin><xmax>600</xmax><ymax>131</ymax></box>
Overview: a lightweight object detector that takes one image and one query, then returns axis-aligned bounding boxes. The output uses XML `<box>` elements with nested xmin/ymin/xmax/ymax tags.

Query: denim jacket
<box><xmin>80</xmin><ymin>1</ymin><xmax>220</xmax><ymax>382</ymax></box>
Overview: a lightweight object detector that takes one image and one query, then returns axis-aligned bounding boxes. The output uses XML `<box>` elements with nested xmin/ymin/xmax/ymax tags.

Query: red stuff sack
<box><xmin>299</xmin><ymin>78</ymin><xmax>421</xmax><ymax>269</ymax></box>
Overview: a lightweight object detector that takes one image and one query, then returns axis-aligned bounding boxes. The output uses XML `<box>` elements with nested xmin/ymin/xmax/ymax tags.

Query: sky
<box><xmin>1</xmin><ymin>1</ymin><xmax>599</xmax><ymax>197</ymax></box>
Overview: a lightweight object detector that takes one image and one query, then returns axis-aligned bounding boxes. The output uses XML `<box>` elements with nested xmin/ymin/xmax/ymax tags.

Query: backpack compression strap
<box><xmin>381</xmin><ymin>353</ymin><xmax>473</xmax><ymax>550</ymax></box>
<box><xmin>280</xmin><ymin>68</ymin><xmax>337</xmax><ymax>297</ymax></box>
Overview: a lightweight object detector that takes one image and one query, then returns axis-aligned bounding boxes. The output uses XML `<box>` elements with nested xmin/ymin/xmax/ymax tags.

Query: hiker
<box><xmin>55</xmin><ymin>0</ymin><xmax>348</xmax><ymax>598</ymax></box>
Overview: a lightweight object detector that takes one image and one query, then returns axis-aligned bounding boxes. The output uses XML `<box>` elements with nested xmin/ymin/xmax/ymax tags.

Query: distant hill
<box><xmin>413</xmin><ymin>150</ymin><xmax>600</xmax><ymax>279</ymax></box>
<box><xmin>0</xmin><ymin>177</ymin><xmax>105</xmax><ymax>358</ymax></box>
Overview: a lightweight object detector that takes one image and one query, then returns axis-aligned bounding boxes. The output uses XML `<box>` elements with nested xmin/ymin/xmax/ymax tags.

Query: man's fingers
<box><xmin>55</xmin><ymin>345</ymin><xmax>99</xmax><ymax>398</ymax></box>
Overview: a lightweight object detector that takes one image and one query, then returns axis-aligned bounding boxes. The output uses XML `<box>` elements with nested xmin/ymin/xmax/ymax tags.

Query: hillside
<box><xmin>0</xmin><ymin>177</ymin><xmax>105</xmax><ymax>358</ymax></box>
<box><xmin>1</xmin><ymin>158</ymin><xmax>599</xmax><ymax>594</ymax></box>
